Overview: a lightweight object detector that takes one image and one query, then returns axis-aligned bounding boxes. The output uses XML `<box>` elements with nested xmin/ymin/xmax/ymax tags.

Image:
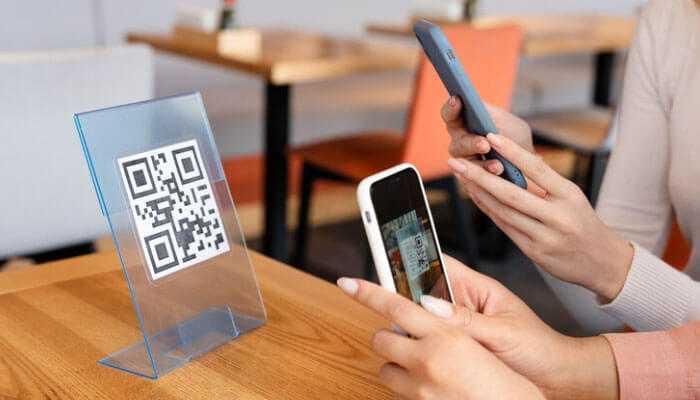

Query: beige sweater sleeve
<box><xmin>596</xmin><ymin>0</ymin><xmax>700</xmax><ymax>331</ymax></box>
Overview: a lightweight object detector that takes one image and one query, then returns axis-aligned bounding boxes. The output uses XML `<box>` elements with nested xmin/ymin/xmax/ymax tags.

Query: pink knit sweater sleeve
<box><xmin>603</xmin><ymin>321</ymin><xmax>700</xmax><ymax>400</ymax></box>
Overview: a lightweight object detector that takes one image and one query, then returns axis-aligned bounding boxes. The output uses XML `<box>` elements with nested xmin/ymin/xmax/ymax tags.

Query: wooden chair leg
<box><xmin>292</xmin><ymin>163</ymin><xmax>316</xmax><ymax>269</ymax></box>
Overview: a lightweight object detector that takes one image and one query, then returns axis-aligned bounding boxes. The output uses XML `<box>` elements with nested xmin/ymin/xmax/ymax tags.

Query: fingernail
<box><xmin>477</xmin><ymin>139</ymin><xmax>489</xmax><ymax>153</ymax></box>
<box><xmin>449</xmin><ymin>96</ymin><xmax>457</xmax><ymax>107</ymax></box>
<box><xmin>337</xmin><ymin>278</ymin><xmax>358</xmax><ymax>295</ymax></box>
<box><xmin>447</xmin><ymin>158</ymin><xmax>467</xmax><ymax>173</ymax></box>
<box><xmin>486</xmin><ymin>133</ymin><xmax>502</xmax><ymax>147</ymax></box>
<box><xmin>420</xmin><ymin>295</ymin><xmax>454</xmax><ymax>319</ymax></box>
<box><xmin>391</xmin><ymin>323</ymin><xmax>407</xmax><ymax>336</ymax></box>
<box><xmin>488</xmin><ymin>161</ymin><xmax>503</xmax><ymax>175</ymax></box>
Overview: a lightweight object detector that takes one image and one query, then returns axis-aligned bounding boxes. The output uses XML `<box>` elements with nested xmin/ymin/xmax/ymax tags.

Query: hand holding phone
<box><xmin>414</xmin><ymin>19</ymin><xmax>527</xmax><ymax>189</ymax></box>
<box><xmin>357</xmin><ymin>164</ymin><xmax>455</xmax><ymax>305</ymax></box>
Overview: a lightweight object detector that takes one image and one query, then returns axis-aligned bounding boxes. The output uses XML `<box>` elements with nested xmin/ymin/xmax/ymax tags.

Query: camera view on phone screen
<box><xmin>370</xmin><ymin>168</ymin><xmax>452</xmax><ymax>304</ymax></box>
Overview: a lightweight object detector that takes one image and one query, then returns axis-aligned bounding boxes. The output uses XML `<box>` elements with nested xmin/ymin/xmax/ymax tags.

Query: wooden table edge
<box><xmin>127</xmin><ymin>33</ymin><xmax>275</xmax><ymax>80</ymax></box>
<box><xmin>366</xmin><ymin>16</ymin><xmax>636</xmax><ymax>57</ymax></box>
<box><xmin>127</xmin><ymin>32</ymin><xmax>417</xmax><ymax>85</ymax></box>
<box><xmin>0</xmin><ymin>252</ymin><xmax>122</xmax><ymax>295</ymax></box>
<box><xmin>0</xmin><ymin>249</ymin><xmax>315</xmax><ymax>296</ymax></box>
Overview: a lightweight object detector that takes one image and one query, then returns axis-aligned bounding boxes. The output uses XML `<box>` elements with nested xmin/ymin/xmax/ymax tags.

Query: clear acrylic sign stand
<box><xmin>74</xmin><ymin>93</ymin><xmax>266</xmax><ymax>379</ymax></box>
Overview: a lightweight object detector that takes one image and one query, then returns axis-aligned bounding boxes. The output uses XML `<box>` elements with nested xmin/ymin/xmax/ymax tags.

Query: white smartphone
<box><xmin>357</xmin><ymin>163</ymin><xmax>455</xmax><ymax>304</ymax></box>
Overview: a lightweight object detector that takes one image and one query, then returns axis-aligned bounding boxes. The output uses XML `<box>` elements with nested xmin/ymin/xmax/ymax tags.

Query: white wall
<box><xmin>0</xmin><ymin>1</ymin><xmax>645</xmax><ymax>51</ymax></box>
<box><xmin>0</xmin><ymin>1</ymin><xmax>97</xmax><ymax>50</ymax></box>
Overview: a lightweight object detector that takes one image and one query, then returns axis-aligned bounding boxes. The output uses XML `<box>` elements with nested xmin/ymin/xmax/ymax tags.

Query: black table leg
<box><xmin>593</xmin><ymin>51</ymin><xmax>616</xmax><ymax>107</ymax></box>
<box><xmin>585</xmin><ymin>153</ymin><xmax>608</xmax><ymax>206</ymax></box>
<box><xmin>580</xmin><ymin>51</ymin><xmax>617</xmax><ymax>205</ymax></box>
<box><xmin>263</xmin><ymin>83</ymin><xmax>291</xmax><ymax>261</ymax></box>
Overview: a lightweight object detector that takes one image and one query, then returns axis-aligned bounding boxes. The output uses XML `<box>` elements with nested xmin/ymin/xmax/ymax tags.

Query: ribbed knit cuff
<box><xmin>603</xmin><ymin>332</ymin><xmax>690</xmax><ymax>400</ymax></box>
<box><xmin>599</xmin><ymin>242</ymin><xmax>693</xmax><ymax>331</ymax></box>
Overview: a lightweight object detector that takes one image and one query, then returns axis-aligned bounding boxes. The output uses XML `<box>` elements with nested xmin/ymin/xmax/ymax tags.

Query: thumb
<box><xmin>421</xmin><ymin>295</ymin><xmax>503</xmax><ymax>345</ymax></box>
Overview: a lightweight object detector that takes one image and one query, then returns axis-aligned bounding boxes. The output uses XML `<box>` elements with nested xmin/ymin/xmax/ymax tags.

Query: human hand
<box><xmin>448</xmin><ymin>133</ymin><xmax>634</xmax><ymax>302</ymax></box>
<box><xmin>442</xmin><ymin>96</ymin><xmax>534</xmax><ymax>176</ymax></box>
<box><xmin>336</xmin><ymin>277</ymin><xmax>543</xmax><ymax>400</ymax></box>
<box><xmin>439</xmin><ymin>255</ymin><xmax>619</xmax><ymax>400</ymax></box>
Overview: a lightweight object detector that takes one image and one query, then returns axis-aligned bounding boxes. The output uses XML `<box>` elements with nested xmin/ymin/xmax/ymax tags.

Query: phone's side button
<box><xmin>364</xmin><ymin>211</ymin><xmax>372</xmax><ymax>224</ymax></box>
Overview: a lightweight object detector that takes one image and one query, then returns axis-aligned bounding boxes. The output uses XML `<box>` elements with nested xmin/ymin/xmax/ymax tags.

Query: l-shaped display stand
<box><xmin>74</xmin><ymin>93</ymin><xmax>266</xmax><ymax>379</ymax></box>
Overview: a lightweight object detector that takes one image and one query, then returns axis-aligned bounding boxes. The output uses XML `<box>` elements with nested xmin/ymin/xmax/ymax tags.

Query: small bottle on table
<box><xmin>219</xmin><ymin>0</ymin><xmax>237</xmax><ymax>30</ymax></box>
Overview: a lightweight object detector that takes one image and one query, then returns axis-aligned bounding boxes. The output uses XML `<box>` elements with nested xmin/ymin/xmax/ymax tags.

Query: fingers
<box><xmin>456</xmin><ymin>174</ymin><xmax>550</xmax><ymax>237</ymax></box>
<box><xmin>443</xmin><ymin>97</ymin><xmax>493</xmax><ymax>158</ymax></box>
<box><xmin>441</xmin><ymin>96</ymin><xmax>463</xmax><ymax>130</ymax></box>
<box><xmin>449</xmin><ymin>134</ymin><xmax>491</xmax><ymax>159</ymax></box>
<box><xmin>485</xmin><ymin>104</ymin><xmax>535</xmax><ymax>151</ymax></box>
<box><xmin>378</xmin><ymin>363</ymin><xmax>414</xmax><ymax>398</ymax></box>
<box><xmin>337</xmin><ymin>278</ymin><xmax>438</xmax><ymax>338</ymax></box>
<box><xmin>486</xmin><ymin>133</ymin><xmax>570</xmax><ymax>196</ymax></box>
<box><xmin>525</xmin><ymin>179</ymin><xmax>548</xmax><ymax>199</ymax></box>
<box><xmin>468</xmin><ymin>158</ymin><xmax>504</xmax><ymax>175</ymax></box>
<box><xmin>464</xmin><ymin>179</ymin><xmax>536</xmax><ymax>250</ymax></box>
<box><xmin>451</xmin><ymin>157</ymin><xmax>546</xmax><ymax>196</ymax></box>
<box><xmin>449</xmin><ymin>158</ymin><xmax>553</xmax><ymax>224</ymax></box>
<box><xmin>372</xmin><ymin>329</ymin><xmax>418</xmax><ymax>367</ymax></box>
<box><xmin>442</xmin><ymin>254</ymin><xmax>499</xmax><ymax>286</ymax></box>
<box><xmin>420</xmin><ymin>295</ymin><xmax>505</xmax><ymax>351</ymax></box>
<box><xmin>441</xmin><ymin>254</ymin><xmax>503</xmax><ymax>311</ymax></box>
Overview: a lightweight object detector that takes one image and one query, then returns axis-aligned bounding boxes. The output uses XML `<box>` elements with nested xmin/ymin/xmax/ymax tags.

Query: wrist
<box><xmin>546</xmin><ymin>336</ymin><xmax>618</xmax><ymax>400</ymax></box>
<box><xmin>596</xmin><ymin>239</ymin><xmax>634</xmax><ymax>302</ymax></box>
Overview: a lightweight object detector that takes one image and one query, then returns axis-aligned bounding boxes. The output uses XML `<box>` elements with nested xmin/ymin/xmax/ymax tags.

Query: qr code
<box><xmin>396</xmin><ymin>211</ymin><xmax>430</xmax><ymax>280</ymax></box>
<box><xmin>118</xmin><ymin>139</ymin><xmax>229</xmax><ymax>281</ymax></box>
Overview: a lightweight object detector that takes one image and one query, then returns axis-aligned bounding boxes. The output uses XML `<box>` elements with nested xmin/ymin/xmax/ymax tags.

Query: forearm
<box><xmin>599</xmin><ymin>242</ymin><xmax>698</xmax><ymax>331</ymax></box>
<box><xmin>582</xmin><ymin>235</ymin><xmax>633</xmax><ymax>302</ymax></box>
<box><xmin>570</xmin><ymin>236</ymin><xmax>700</xmax><ymax>332</ymax></box>
<box><xmin>544</xmin><ymin>336</ymin><xmax>618</xmax><ymax>400</ymax></box>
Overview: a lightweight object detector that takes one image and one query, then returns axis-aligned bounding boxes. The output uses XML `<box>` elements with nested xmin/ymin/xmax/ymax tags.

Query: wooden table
<box><xmin>0</xmin><ymin>251</ymin><xmax>392</xmax><ymax>399</ymax></box>
<box><xmin>127</xmin><ymin>30</ymin><xmax>416</xmax><ymax>262</ymax></box>
<box><xmin>368</xmin><ymin>15</ymin><xmax>635</xmax><ymax>56</ymax></box>
<box><xmin>368</xmin><ymin>14</ymin><xmax>637</xmax><ymax>106</ymax></box>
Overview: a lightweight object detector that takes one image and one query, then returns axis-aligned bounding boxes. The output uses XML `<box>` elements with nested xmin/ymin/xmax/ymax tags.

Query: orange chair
<box><xmin>663</xmin><ymin>217</ymin><xmax>691</xmax><ymax>271</ymax></box>
<box><xmin>292</xmin><ymin>24</ymin><xmax>523</xmax><ymax>269</ymax></box>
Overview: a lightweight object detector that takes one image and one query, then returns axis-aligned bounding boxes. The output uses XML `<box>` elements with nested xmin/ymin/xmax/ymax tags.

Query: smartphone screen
<box><xmin>370</xmin><ymin>168</ymin><xmax>452</xmax><ymax>304</ymax></box>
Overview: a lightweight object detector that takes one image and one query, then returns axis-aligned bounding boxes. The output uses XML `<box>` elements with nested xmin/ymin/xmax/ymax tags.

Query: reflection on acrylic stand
<box><xmin>75</xmin><ymin>93</ymin><xmax>266</xmax><ymax>379</ymax></box>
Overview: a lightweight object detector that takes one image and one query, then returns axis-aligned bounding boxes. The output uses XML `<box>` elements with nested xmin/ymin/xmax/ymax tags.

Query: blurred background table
<box><xmin>368</xmin><ymin>14</ymin><xmax>635</xmax><ymax>106</ymax></box>
<box><xmin>127</xmin><ymin>30</ymin><xmax>417</xmax><ymax>262</ymax></box>
<box><xmin>369</xmin><ymin>15</ymin><xmax>634</xmax><ymax>55</ymax></box>
<box><xmin>0</xmin><ymin>250</ymin><xmax>391</xmax><ymax>399</ymax></box>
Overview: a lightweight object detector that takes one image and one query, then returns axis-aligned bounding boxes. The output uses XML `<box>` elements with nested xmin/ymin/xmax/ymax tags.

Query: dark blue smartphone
<box><xmin>413</xmin><ymin>19</ymin><xmax>527</xmax><ymax>189</ymax></box>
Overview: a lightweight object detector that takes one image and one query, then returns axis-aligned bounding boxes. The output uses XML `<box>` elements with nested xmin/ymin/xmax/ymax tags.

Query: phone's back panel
<box><xmin>413</xmin><ymin>20</ymin><xmax>497</xmax><ymax>135</ymax></box>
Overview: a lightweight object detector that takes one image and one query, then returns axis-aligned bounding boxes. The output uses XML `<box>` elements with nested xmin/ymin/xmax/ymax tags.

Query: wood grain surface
<box><xmin>127</xmin><ymin>30</ymin><xmax>417</xmax><ymax>85</ymax></box>
<box><xmin>367</xmin><ymin>14</ymin><xmax>636</xmax><ymax>57</ymax></box>
<box><xmin>527</xmin><ymin>107</ymin><xmax>613</xmax><ymax>153</ymax></box>
<box><xmin>0</xmin><ymin>251</ymin><xmax>392</xmax><ymax>399</ymax></box>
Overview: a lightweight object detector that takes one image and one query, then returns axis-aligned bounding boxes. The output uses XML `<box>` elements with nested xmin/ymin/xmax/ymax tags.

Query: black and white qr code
<box><xmin>118</xmin><ymin>139</ymin><xmax>229</xmax><ymax>281</ymax></box>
